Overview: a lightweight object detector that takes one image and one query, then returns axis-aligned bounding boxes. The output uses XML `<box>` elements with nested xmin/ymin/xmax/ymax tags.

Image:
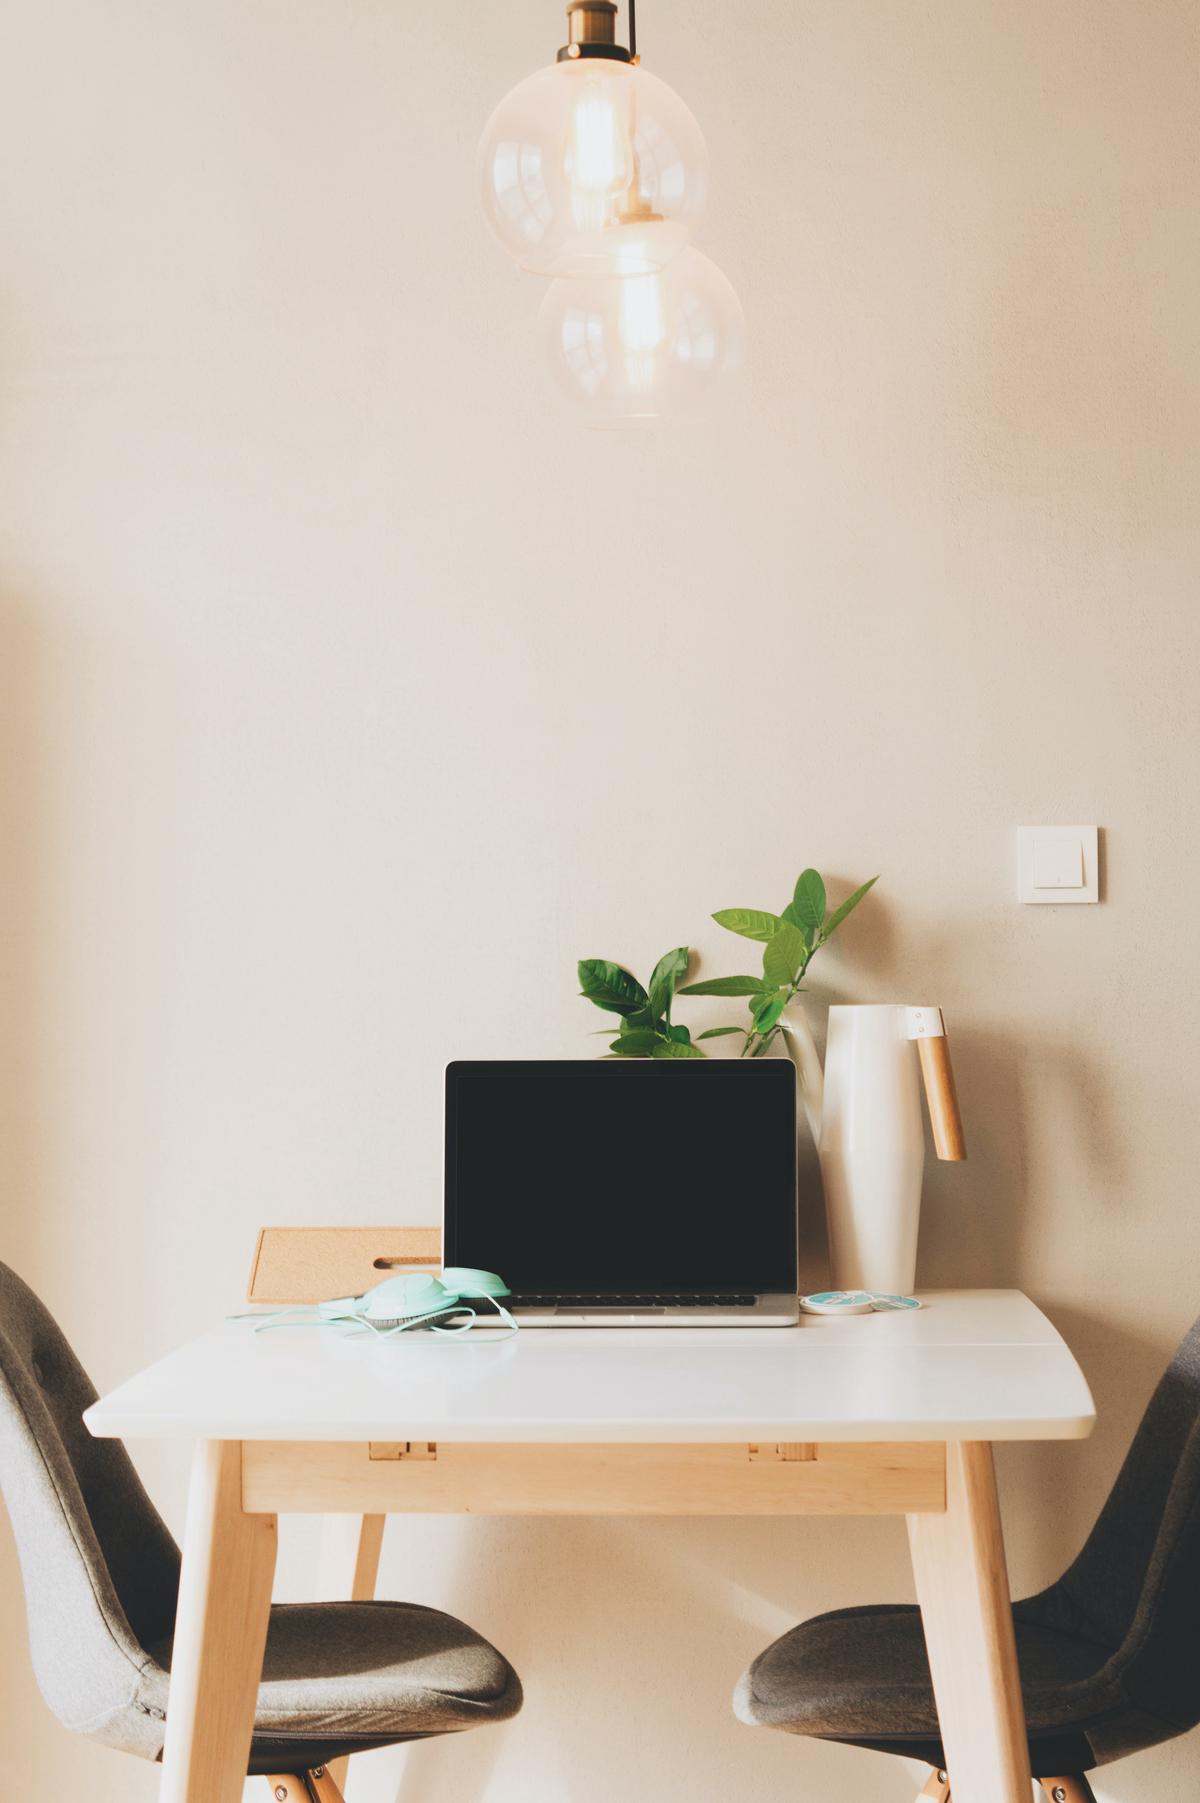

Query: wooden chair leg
<box><xmin>916</xmin><ymin>1759</ymin><xmax>1098</xmax><ymax>1803</ymax></box>
<box><xmin>264</xmin><ymin>1772</ymin><xmax>346</xmax><ymax>1803</ymax></box>
<box><xmin>306</xmin><ymin>1769</ymin><xmax>348</xmax><ymax>1803</ymax></box>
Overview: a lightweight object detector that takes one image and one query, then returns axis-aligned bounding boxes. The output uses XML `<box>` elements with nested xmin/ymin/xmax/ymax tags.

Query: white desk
<box><xmin>86</xmin><ymin>1290</ymin><xmax>1094</xmax><ymax>1803</ymax></box>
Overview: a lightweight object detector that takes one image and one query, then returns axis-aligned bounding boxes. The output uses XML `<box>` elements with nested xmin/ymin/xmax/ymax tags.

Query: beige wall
<box><xmin>2</xmin><ymin>0</ymin><xmax>1199</xmax><ymax>1797</ymax></box>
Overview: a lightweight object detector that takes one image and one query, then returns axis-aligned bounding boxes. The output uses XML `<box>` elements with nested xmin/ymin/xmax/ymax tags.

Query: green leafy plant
<box><xmin>577</xmin><ymin>947</ymin><xmax>707</xmax><ymax>1058</ymax></box>
<box><xmin>678</xmin><ymin>869</ymin><xmax>878</xmax><ymax>1058</ymax></box>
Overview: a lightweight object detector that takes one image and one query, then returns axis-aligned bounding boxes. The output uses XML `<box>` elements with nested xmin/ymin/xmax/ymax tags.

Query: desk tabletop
<box><xmin>84</xmin><ymin>1290</ymin><xmax>1095</xmax><ymax>1445</ymax></box>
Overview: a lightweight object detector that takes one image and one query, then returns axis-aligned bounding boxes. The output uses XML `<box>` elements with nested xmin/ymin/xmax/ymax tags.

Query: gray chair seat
<box><xmin>142</xmin><ymin>1598</ymin><xmax>522</xmax><ymax>1772</ymax></box>
<box><xmin>735</xmin><ymin>1601</ymin><xmax>1119</xmax><ymax>1771</ymax></box>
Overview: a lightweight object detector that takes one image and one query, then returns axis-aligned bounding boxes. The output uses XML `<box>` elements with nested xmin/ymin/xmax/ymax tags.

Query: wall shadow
<box><xmin>995</xmin><ymin>1299</ymin><xmax>1186</xmax><ymax>1596</ymax></box>
<box><xmin>918</xmin><ymin>1019</ymin><xmax>1121</xmax><ymax>1291</ymax></box>
<box><xmin>0</xmin><ymin>596</ymin><xmax>38</xmax><ymax>1270</ymax></box>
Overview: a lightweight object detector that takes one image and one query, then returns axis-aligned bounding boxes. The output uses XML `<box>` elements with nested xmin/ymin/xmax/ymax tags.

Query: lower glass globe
<box><xmin>538</xmin><ymin>247</ymin><xmax>745</xmax><ymax>426</ymax></box>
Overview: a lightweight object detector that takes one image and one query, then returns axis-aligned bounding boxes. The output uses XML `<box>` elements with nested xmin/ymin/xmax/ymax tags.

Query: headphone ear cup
<box><xmin>361</xmin><ymin>1273</ymin><xmax>451</xmax><ymax>1319</ymax></box>
<box><xmin>441</xmin><ymin>1267</ymin><xmax>511</xmax><ymax>1298</ymax></box>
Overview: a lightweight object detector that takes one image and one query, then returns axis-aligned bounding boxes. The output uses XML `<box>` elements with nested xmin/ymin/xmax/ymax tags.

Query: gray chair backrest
<box><xmin>0</xmin><ymin>1261</ymin><xmax>180</xmax><ymax>1748</ymax></box>
<box><xmin>1024</xmin><ymin>1315</ymin><xmax>1200</xmax><ymax>1743</ymax></box>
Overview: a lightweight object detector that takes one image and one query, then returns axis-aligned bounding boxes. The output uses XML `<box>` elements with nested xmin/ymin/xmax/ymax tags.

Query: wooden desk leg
<box><xmin>160</xmin><ymin>1441</ymin><xmax>277</xmax><ymax>1803</ymax></box>
<box><xmin>907</xmin><ymin>1442</ymin><xmax>1033</xmax><ymax>1803</ymax></box>
<box><xmin>316</xmin><ymin>1513</ymin><xmax>386</xmax><ymax>1603</ymax></box>
<box><xmin>316</xmin><ymin>1514</ymin><xmax>385</xmax><ymax>1791</ymax></box>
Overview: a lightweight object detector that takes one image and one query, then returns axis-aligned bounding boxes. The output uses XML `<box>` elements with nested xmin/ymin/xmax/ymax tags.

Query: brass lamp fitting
<box><xmin>558</xmin><ymin>0</ymin><xmax>632</xmax><ymax>63</ymax></box>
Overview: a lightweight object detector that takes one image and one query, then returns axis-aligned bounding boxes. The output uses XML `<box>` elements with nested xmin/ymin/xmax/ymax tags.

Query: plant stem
<box><xmin>745</xmin><ymin>946</ymin><xmax>816</xmax><ymax>1059</ymax></box>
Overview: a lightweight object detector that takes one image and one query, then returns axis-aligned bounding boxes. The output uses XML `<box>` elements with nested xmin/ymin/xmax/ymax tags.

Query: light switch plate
<box><xmin>1018</xmin><ymin>826</ymin><xmax>1099</xmax><ymax>904</ymax></box>
<box><xmin>1034</xmin><ymin>835</ymin><xmax>1084</xmax><ymax>889</ymax></box>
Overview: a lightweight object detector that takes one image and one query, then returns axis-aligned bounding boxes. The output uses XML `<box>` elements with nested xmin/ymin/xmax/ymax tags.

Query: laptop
<box><xmin>444</xmin><ymin>1059</ymin><xmax>799</xmax><ymax>1326</ymax></box>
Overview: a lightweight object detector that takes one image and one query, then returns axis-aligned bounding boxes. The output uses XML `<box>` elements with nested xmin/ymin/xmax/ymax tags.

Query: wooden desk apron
<box><xmin>239</xmin><ymin>1437</ymin><xmax>949</xmax><ymax>1515</ymax></box>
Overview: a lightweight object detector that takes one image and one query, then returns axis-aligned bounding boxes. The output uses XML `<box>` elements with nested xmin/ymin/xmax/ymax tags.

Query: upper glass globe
<box><xmin>478</xmin><ymin>59</ymin><xmax>708</xmax><ymax>278</ymax></box>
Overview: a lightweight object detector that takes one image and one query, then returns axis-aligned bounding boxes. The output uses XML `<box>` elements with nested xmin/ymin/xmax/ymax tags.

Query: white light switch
<box><xmin>1018</xmin><ymin>826</ymin><xmax>1099</xmax><ymax>904</ymax></box>
<box><xmin>1034</xmin><ymin>836</ymin><xmax>1083</xmax><ymax>889</ymax></box>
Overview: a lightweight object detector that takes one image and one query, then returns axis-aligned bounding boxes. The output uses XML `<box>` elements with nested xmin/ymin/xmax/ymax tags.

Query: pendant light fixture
<box><xmin>479</xmin><ymin>1</ymin><xmax>708</xmax><ymax>278</ymax></box>
<box><xmin>479</xmin><ymin>1</ymin><xmax>744</xmax><ymax>424</ymax></box>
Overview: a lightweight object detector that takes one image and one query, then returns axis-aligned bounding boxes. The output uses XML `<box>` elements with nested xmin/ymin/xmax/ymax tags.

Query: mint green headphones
<box><xmin>316</xmin><ymin>1267</ymin><xmax>516</xmax><ymax>1336</ymax></box>
<box><xmin>242</xmin><ymin>1268</ymin><xmax>516</xmax><ymax>1337</ymax></box>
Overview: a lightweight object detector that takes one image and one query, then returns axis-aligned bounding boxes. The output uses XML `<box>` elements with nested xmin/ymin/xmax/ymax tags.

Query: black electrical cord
<box><xmin>629</xmin><ymin>0</ymin><xmax>637</xmax><ymax>59</ymax></box>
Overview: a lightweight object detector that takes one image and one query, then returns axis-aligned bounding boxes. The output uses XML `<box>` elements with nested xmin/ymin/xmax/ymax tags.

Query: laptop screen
<box><xmin>444</xmin><ymin>1060</ymin><xmax>798</xmax><ymax>1293</ymax></box>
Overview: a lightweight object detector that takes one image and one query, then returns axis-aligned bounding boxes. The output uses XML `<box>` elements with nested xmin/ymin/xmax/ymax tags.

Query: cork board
<box><xmin>246</xmin><ymin>1226</ymin><xmax>442</xmax><ymax>1303</ymax></box>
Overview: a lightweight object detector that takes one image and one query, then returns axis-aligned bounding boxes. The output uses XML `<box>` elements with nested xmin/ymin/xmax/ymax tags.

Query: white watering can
<box><xmin>782</xmin><ymin>1004</ymin><xmax>967</xmax><ymax>1295</ymax></box>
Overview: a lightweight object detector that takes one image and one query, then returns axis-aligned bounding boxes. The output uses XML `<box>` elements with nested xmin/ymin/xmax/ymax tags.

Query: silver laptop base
<box><xmin>506</xmin><ymin>1293</ymin><xmax>799</xmax><ymax>1327</ymax></box>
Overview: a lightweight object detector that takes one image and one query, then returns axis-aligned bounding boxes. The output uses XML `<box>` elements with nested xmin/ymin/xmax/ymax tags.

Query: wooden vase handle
<box><xmin>907</xmin><ymin>1008</ymin><xmax>967</xmax><ymax>1162</ymax></box>
<box><xmin>918</xmin><ymin>1035</ymin><xmax>967</xmax><ymax>1162</ymax></box>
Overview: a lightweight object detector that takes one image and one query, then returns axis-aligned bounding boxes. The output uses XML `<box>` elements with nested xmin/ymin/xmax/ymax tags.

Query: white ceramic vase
<box><xmin>783</xmin><ymin>1002</ymin><xmax>925</xmax><ymax>1295</ymax></box>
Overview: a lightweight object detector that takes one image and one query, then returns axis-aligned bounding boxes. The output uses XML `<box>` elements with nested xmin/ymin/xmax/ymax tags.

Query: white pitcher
<box><xmin>782</xmin><ymin>1003</ymin><xmax>966</xmax><ymax>1294</ymax></box>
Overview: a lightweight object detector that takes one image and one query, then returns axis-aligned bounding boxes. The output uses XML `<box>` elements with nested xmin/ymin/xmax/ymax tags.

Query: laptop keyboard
<box><xmin>508</xmin><ymin>1294</ymin><xmax>757</xmax><ymax>1309</ymax></box>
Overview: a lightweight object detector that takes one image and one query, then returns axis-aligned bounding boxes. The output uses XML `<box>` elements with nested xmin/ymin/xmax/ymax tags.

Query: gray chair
<box><xmin>735</xmin><ymin>1314</ymin><xmax>1200</xmax><ymax>1803</ymax></box>
<box><xmin>0</xmin><ymin>1261</ymin><xmax>522</xmax><ymax>1802</ymax></box>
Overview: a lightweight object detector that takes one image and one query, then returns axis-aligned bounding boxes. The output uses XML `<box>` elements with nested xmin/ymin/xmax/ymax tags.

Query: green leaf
<box><xmin>650</xmin><ymin>1038</ymin><xmax>706</xmax><ymax>1058</ymax></box>
<box><xmin>762</xmin><ymin>922</ymin><xmax>809</xmax><ymax>989</ymax></box>
<box><xmin>820</xmin><ymin>875</ymin><xmax>880</xmax><ymax>940</ymax></box>
<box><xmin>619</xmin><ymin>1007</ymin><xmax>654</xmax><ymax>1031</ymax></box>
<box><xmin>752</xmin><ymin>995</ymin><xmax>786</xmax><ymax>1035</ymax></box>
<box><xmin>712</xmin><ymin>908</ymin><xmax>785</xmax><ymax>943</ymax></box>
<box><xmin>677</xmin><ymin>976</ymin><xmax>766</xmax><ymax>998</ymax></box>
<box><xmin>649</xmin><ymin>945</ymin><xmax>689</xmax><ymax>991</ymax></box>
<box><xmin>781</xmin><ymin>902</ymin><xmax>817</xmax><ymax>949</ymax></box>
<box><xmin>648</xmin><ymin>945</ymin><xmax>689</xmax><ymax>1022</ymax></box>
<box><xmin>792</xmin><ymin>869</ymin><xmax>827</xmax><ymax>932</ymax></box>
<box><xmin>667</xmin><ymin>1022</ymin><xmax>692</xmax><ymax>1044</ymax></box>
<box><xmin>577</xmin><ymin>959</ymin><xmax>649</xmax><ymax>1017</ymax></box>
<box><xmin>607</xmin><ymin>1029</ymin><xmax>659</xmax><ymax>1056</ymax></box>
<box><xmin>696</xmin><ymin>1026</ymin><xmax>745</xmax><ymax>1040</ymax></box>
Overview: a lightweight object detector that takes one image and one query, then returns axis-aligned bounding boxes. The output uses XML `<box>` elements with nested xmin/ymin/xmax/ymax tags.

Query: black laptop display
<box><xmin>444</xmin><ymin>1060</ymin><xmax>798</xmax><ymax>1321</ymax></box>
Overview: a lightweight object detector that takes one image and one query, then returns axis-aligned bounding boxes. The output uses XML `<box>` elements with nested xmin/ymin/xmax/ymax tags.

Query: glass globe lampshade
<box><xmin>478</xmin><ymin>59</ymin><xmax>708</xmax><ymax>278</ymax></box>
<box><xmin>538</xmin><ymin>245</ymin><xmax>745</xmax><ymax>425</ymax></box>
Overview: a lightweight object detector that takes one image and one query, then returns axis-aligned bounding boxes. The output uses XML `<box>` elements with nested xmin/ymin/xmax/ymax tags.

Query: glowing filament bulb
<box><xmin>564</xmin><ymin>77</ymin><xmax>633</xmax><ymax>233</ymax></box>
<box><xmin>618</xmin><ymin>271</ymin><xmax>666</xmax><ymax>391</ymax></box>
